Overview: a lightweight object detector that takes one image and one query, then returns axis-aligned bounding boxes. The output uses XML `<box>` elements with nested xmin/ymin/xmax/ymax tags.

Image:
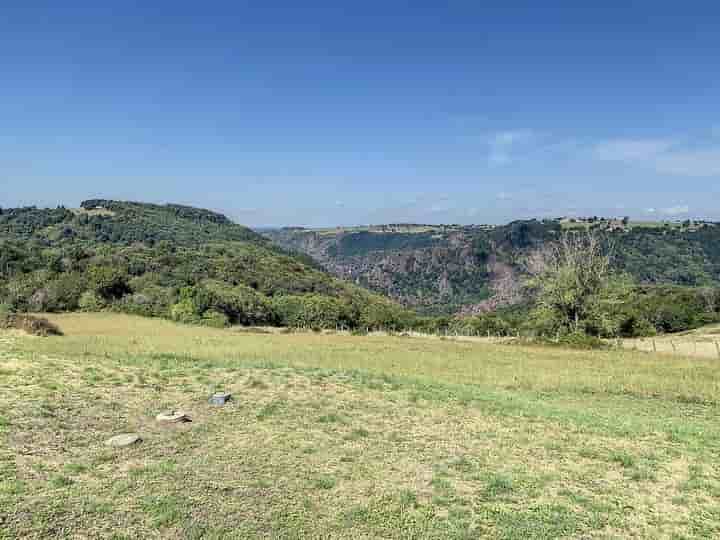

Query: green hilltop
<box><xmin>0</xmin><ymin>200</ymin><xmax>410</xmax><ymax>330</ymax></box>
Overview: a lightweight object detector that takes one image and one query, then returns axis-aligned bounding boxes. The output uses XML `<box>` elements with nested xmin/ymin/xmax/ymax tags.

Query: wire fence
<box><xmin>622</xmin><ymin>337</ymin><xmax>720</xmax><ymax>359</ymax></box>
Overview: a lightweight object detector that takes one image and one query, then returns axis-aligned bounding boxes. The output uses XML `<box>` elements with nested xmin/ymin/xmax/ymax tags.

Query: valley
<box><xmin>263</xmin><ymin>219</ymin><xmax>720</xmax><ymax>316</ymax></box>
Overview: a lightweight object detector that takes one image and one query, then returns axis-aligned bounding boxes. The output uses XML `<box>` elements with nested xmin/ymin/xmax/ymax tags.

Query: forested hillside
<box><xmin>3</xmin><ymin>201</ymin><xmax>719</xmax><ymax>338</ymax></box>
<box><xmin>0</xmin><ymin>201</ymin><xmax>411</xmax><ymax>329</ymax></box>
<box><xmin>263</xmin><ymin>220</ymin><xmax>720</xmax><ymax>315</ymax></box>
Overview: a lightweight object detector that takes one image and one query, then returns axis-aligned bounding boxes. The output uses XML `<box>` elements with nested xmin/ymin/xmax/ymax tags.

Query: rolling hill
<box><xmin>0</xmin><ymin>200</ymin><xmax>409</xmax><ymax>329</ymax></box>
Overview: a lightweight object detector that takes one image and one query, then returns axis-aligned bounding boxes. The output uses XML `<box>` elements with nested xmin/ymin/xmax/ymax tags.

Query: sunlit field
<box><xmin>2</xmin><ymin>313</ymin><xmax>719</xmax><ymax>539</ymax></box>
<box><xmin>622</xmin><ymin>323</ymin><xmax>720</xmax><ymax>359</ymax></box>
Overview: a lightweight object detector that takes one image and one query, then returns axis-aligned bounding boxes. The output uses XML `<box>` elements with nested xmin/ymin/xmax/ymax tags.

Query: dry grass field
<box><xmin>2</xmin><ymin>313</ymin><xmax>720</xmax><ymax>539</ymax></box>
<box><xmin>622</xmin><ymin>323</ymin><xmax>720</xmax><ymax>359</ymax></box>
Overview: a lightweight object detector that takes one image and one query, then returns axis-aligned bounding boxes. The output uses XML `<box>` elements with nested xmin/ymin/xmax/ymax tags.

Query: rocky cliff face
<box><xmin>262</xmin><ymin>222</ymin><xmax>555</xmax><ymax>314</ymax></box>
<box><xmin>264</xmin><ymin>220</ymin><xmax>720</xmax><ymax>315</ymax></box>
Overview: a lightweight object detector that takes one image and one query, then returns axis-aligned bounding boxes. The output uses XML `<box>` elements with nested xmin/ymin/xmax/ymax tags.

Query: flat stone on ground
<box><xmin>155</xmin><ymin>410</ymin><xmax>191</xmax><ymax>423</ymax></box>
<box><xmin>105</xmin><ymin>433</ymin><xmax>142</xmax><ymax>447</ymax></box>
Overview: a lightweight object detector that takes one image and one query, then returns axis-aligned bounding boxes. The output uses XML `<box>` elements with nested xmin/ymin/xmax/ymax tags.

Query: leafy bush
<box><xmin>359</xmin><ymin>299</ymin><xmax>416</xmax><ymax>331</ymax></box>
<box><xmin>618</xmin><ymin>315</ymin><xmax>657</xmax><ymax>338</ymax></box>
<box><xmin>619</xmin><ymin>285</ymin><xmax>720</xmax><ymax>336</ymax></box>
<box><xmin>116</xmin><ymin>285</ymin><xmax>174</xmax><ymax>317</ymax></box>
<box><xmin>86</xmin><ymin>266</ymin><xmax>131</xmax><ymax>301</ymax></box>
<box><xmin>199</xmin><ymin>281</ymin><xmax>275</xmax><ymax>325</ymax></box>
<box><xmin>272</xmin><ymin>294</ymin><xmax>348</xmax><ymax>329</ymax></box>
<box><xmin>554</xmin><ymin>331</ymin><xmax>606</xmax><ymax>349</ymax></box>
<box><xmin>169</xmin><ymin>298</ymin><xmax>200</xmax><ymax>324</ymax></box>
<box><xmin>21</xmin><ymin>273</ymin><xmax>87</xmax><ymax>312</ymax></box>
<box><xmin>0</xmin><ymin>303</ymin><xmax>12</xmax><ymax>317</ymax></box>
<box><xmin>450</xmin><ymin>313</ymin><xmax>515</xmax><ymax>337</ymax></box>
<box><xmin>78</xmin><ymin>291</ymin><xmax>105</xmax><ymax>312</ymax></box>
<box><xmin>202</xmin><ymin>310</ymin><xmax>230</xmax><ymax>328</ymax></box>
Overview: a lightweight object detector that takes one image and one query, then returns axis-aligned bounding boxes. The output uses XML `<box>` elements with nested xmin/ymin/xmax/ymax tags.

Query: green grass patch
<box><xmin>312</xmin><ymin>475</ymin><xmax>337</xmax><ymax>490</ymax></box>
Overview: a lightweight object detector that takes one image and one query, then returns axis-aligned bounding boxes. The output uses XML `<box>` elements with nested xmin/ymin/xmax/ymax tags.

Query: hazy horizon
<box><xmin>1</xmin><ymin>196</ymin><xmax>717</xmax><ymax>230</ymax></box>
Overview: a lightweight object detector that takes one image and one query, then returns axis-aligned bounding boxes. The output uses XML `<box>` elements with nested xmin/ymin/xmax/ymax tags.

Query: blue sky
<box><xmin>2</xmin><ymin>1</ymin><xmax>719</xmax><ymax>226</ymax></box>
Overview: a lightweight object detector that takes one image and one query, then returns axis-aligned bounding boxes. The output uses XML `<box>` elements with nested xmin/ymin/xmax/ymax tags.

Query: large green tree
<box><xmin>527</xmin><ymin>231</ymin><xmax>632</xmax><ymax>337</ymax></box>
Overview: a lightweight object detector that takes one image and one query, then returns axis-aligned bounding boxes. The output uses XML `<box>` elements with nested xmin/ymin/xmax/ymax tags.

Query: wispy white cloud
<box><xmin>482</xmin><ymin>126</ymin><xmax>720</xmax><ymax>176</ymax></box>
<box><xmin>592</xmin><ymin>136</ymin><xmax>720</xmax><ymax>177</ymax></box>
<box><xmin>592</xmin><ymin>138</ymin><xmax>676</xmax><ymax>162</ymax></box>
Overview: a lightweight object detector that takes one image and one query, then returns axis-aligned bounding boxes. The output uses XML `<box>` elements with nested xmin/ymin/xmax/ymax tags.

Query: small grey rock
<box><xmin>209</xmin><ymin>392</ymin><xmax>232</xmax><ymax>405</ymax></box>
<box><xmin>105</xmin><ymin>433</ymin><xmax>142</xmax><ymax>447</ymax></box>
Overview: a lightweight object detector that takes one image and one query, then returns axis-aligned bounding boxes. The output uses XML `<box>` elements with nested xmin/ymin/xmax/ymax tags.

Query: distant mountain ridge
<box><xmin>262</xmin><ymin>219</ymin><xmax>720</xmax><ymax>315</ymax></box>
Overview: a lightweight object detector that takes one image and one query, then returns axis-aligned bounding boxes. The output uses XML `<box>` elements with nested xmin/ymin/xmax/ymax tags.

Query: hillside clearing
<box><xmin>1</xmin><ymin>313</ymin><xmax>720</xmax><ymax>539</ymax></box>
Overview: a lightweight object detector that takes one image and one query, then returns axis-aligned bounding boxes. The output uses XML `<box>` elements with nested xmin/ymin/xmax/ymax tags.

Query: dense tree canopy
<box><xmin>0</xmin><ymin>201</ymin><xmax>412</xmax><ymax>330</ymax></box>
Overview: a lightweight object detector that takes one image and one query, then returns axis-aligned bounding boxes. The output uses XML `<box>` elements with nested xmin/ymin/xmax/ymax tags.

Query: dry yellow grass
<box><xmin>26</xmin><ymin>313</ymin><xmax>720</xmax><ymax>402</ymax></box>
<box><xmin>1</xmin><ymin>313</ymin><xmax>719</xmax><ymax>539</ymax></box>
<box><xmin>623</xmin><ymin>323</ymin><xmax>720</xmax><ymax>359</ymax></box>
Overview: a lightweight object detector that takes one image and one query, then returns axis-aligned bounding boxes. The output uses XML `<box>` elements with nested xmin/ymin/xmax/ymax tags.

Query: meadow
<box><xmin>622</xmin><ymin>323</ymin><xmax>720</xmax><ymax>359</ymax></box>
<box><xmin>1</xmin><ymin>313</ymin><xmax>720</xmax><ymax>539</ymax></box>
